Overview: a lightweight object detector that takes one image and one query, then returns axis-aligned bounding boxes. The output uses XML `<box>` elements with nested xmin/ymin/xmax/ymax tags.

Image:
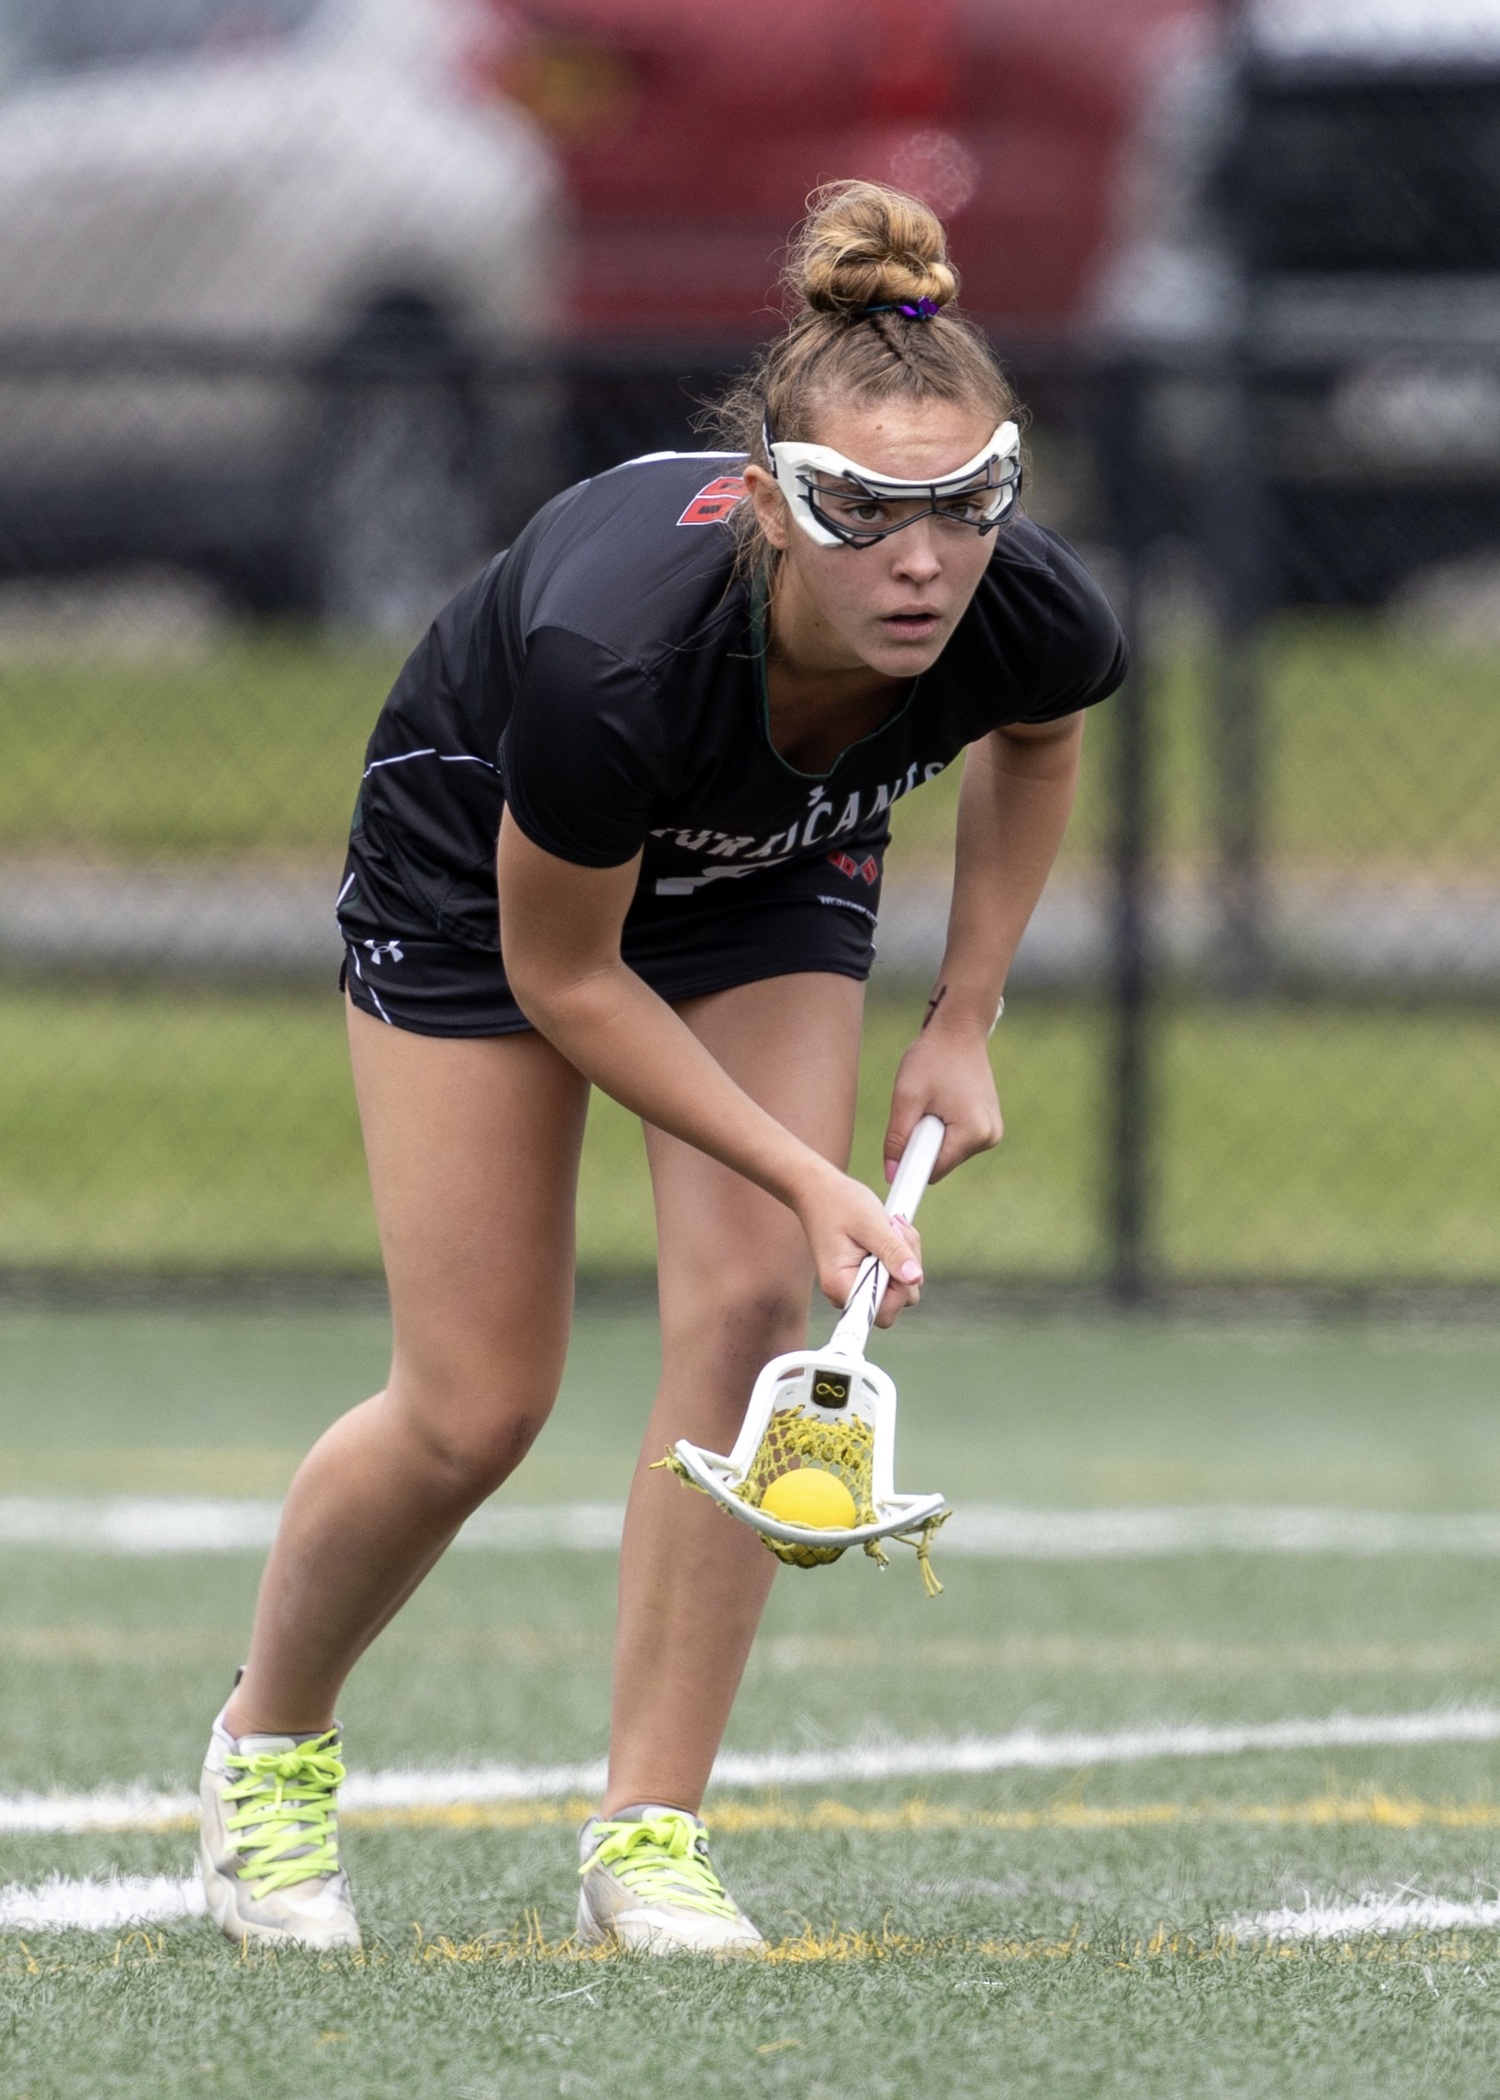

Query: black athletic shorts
<box><xmin>336</xmin><ymin>828</ymin><xmax>886</xmax><ymax>1038</ymax></box>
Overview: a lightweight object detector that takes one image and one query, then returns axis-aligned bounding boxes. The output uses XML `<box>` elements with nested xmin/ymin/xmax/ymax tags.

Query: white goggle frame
<box><xmin>766</xmin><ymin>419</ymin><xmax>1022</xmax><ymax>549</ymax></box>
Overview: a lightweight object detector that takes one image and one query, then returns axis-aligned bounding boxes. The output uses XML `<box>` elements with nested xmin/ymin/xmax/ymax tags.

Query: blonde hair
<box><xmin>704</xmin><ymin>181</ymin><xmax>1020</xmax><ymax>579</ymax></box>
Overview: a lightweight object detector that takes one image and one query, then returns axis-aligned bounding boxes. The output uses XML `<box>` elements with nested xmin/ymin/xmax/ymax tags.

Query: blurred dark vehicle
<box><xmin>479</xmin><ymin>0</ymin><xmax>1203</xmax><ymax>339</ymax></box>
<box><xmin>0</xmin><ymin>0</ymin><xmax>559</xmax><ymax>625</ymax></box>
<box><xmin>0</xmin><ymin>0</ymin><xmax>1248</xmax><ymax>613</ymax></box>
<box><xmin>1095</xmin><ymin>0</ymin><xmax>1500</xmax><ymax>604</ymax></box>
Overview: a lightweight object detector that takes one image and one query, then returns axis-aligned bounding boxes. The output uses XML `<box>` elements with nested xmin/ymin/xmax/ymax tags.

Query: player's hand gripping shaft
<box><xmin>792</xmin><ymin>1157</ymin><xmax>925</xmax><ymax>1329</ymax></box>
<box><xmin>827</xmin><ymin>1115</ymin><xmax>945</xmax><ymax>1351</ymax></box>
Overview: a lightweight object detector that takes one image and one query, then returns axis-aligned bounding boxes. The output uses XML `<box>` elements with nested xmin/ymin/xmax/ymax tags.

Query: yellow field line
<box><xmin>7</xmin><ymin>1922</ymin><xmax>1495</xmax><ymax>1975</ymax></box>
<box><xmin>408</xmin><ymin>1921</ymin><xmax>1499</xmax><ymax>1968</ymax></box>
<box><xmin>9</xmin><ymin>1626</ymin><xmax>1500</xmax><ymax>1674</ymax></box>
<box><xmin>344</xmin><ymin>1791</ymin><xmax>1500</xmax><ymax>1833</ymax></box>
<box><xmin>35</xmin><ymin>1789</ymin><xmax>1500</xmax><ymax>1839</ymax></box>
<box><xmin>0</xmin><ymin>1627</ymin><xmax>607</xmax><ymax>1665</ymax></box>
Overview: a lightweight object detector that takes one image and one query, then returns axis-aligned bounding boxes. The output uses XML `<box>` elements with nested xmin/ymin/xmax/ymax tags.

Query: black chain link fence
<box><xmin>1</xmin><ymin>334</ymin><xmax>1495</xmax><ymax>1297</ymax></box>
<box><xmin>1099</xmin><ymin>353</ymin><xmax>1500</xmax><ymax>1298</ymax></box>
<box><xmin>1</xmin><ymin>4</ymin><xmax>1497</xmax><ymax>1297</ymax></box>
<box><xmin>1092</xmin><ymin>16</ymin><xmax>1500</xmax><ymax>1297</ymax></box>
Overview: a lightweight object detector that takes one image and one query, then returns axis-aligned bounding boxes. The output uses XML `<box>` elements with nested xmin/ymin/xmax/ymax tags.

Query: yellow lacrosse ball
<box><xmin>760</xmin><ymin>1468</ymin><xmax>858</xmax><ymax>1530</ymax></box>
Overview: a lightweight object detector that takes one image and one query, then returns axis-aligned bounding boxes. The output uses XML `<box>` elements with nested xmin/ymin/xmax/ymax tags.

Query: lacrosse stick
<box><xmin>662</xmin><ymin>1115</ymin><xmax>950</xmax><ymax>1594</ymax></box>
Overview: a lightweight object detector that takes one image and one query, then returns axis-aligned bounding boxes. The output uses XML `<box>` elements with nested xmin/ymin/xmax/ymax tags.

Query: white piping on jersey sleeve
<box><xmin>617</xmin><ymin>451</ymin><xmax>744</xmax><ymax>468</ymax></box>
<box><xmin>362</xmin><ymin>749</ymin><xmax>500</xmax><ymax>778</ymax></box>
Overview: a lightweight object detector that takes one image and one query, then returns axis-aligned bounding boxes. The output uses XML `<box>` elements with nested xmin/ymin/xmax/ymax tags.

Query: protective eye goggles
<box><xmin>764</xmin><ymin>418</ymin><xmax>1022</xmax><ymax>550</ymax></box>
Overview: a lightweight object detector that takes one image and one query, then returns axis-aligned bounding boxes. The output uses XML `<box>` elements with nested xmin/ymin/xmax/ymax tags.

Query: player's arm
<box><xmin>882</xmin><ymin>712</ymin><xmax>1085</xmax><ymax>1182</ymax></box>
<box><xmin>496</xmin><ymin>813</ymin><xmax>922</xmax><ymax>1317</ymax></box>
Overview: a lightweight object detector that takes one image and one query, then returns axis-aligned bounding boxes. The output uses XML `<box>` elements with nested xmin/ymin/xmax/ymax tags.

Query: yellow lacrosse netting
<box><xmin>739</xmin><ymin>1408</ymin><xmax>878</xmax><ymax>1569</ymax></box>
<box><xmin>657</xmin><ymin>1406</ymin><xmax>949</xmax><ymax>1594</ymax></box>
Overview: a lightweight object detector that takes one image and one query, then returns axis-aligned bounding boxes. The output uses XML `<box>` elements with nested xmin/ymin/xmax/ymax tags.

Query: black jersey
<box><xmin>348</xmin><ymin>452</ymin><xmax>1127</xmax><ymax>956</ymax></box>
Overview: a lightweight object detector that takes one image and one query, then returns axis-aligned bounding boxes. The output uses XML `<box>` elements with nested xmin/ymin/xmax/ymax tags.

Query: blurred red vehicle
<box><xmin>472</xmin><ymin>0</ymin><xmax>1204</xmax><ymax>341</ymax></box>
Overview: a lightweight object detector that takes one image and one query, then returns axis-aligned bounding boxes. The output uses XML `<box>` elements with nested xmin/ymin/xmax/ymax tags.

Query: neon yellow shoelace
<box><xmin>222</xmin><ymin>1731</ymin><xmax>346</xmax><ymax>1896</ymax></box>
<box><xmin>582</xmin><ymin>1811</ymin><xmax>739</xmax><ymax>1919</ymax></box>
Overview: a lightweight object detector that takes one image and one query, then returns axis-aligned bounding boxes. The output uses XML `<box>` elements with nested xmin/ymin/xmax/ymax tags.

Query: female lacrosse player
<box><xmin>198</xmin><ymin>181</ymin><xmax>1126</xmax><ymax>1953</ymax></box>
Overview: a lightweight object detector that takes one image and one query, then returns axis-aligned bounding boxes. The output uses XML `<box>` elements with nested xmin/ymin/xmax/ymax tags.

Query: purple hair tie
<box><xmin>859</xmin><ymin>296</ymin><xmax>940</xmax><ymax>321</ymax></box>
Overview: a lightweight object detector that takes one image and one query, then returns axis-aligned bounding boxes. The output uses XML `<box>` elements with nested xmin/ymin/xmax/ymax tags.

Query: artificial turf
<box><xmin>3</xmin><ymin>1310</ymin><xmax>1500</xmax><ymax>2092</ymax></box>
<box><xmin>8</xmin><ymin>1919</ymin><xmax>1495</xmax><ymax>2100</ymax></box>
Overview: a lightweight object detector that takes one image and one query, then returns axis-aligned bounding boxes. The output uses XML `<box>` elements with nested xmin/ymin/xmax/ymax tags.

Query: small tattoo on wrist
<box><xmin>922</xmin><ymin>985</ymin><xmax>947</xmax><ymax>1030</ymax></box>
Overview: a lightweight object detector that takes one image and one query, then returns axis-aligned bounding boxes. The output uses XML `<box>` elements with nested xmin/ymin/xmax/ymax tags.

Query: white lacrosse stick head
<box><xmin>669</xmin><ymin>1342</ymin><xmax>945</xmax><ymax>1566</ymax></box>
<box><xmin>665</xmin><ymin>1116</ymin><xmax>948</xmax><ymax>1584</ymax></box>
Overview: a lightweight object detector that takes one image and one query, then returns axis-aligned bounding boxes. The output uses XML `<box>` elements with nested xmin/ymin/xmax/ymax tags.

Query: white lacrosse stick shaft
<box><xmin>827</xmin><ymin>1114</ymin><xmax>945</xmax><ymax>1359</ymax></box>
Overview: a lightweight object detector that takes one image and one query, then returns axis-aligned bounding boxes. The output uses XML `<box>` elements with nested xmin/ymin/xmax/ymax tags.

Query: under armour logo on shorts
<box><xmin>363</xmin><ymin>939</ymin><xmax>405</xmax><ymax>965</ymax></box>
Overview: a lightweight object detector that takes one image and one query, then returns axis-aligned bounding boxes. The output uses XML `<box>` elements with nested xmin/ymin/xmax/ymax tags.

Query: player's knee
<box><xmin>423</xmin><ymin>1405</ymin><xmax>545</xmax><ymax>1500</ymax></box>
<box><xmin>675</xmin><ymin>1272</ymin><xmax>810</xmax><ymax>1381</ymax></box>
<box><xmin>390</xmin><ymin>1376</ymin><xmax>552</xmax><ymax>1503</ymax></box>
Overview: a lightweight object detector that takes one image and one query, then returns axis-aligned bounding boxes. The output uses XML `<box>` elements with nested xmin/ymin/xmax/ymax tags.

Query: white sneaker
<box><xmin>577</xmin><ymin>1805</ymin><xmax>765</xmax><ymax>1955</ymax></box>
<box><xmin>199</xmin><ymin>1716</ymin><xmax>361</xmax><ymax>1949</ymax></box>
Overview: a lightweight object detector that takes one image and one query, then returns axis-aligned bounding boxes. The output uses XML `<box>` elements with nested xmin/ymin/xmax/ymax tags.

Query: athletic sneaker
<box><xmin>576</xmin><ymin>1805</ymin><xmax>765</xmax><ymax>1954</ymax></box>
<box><xmin>199</xmin><ymin>1716</ymin><xmax>361</xmax><ymax>1949</ymax></box>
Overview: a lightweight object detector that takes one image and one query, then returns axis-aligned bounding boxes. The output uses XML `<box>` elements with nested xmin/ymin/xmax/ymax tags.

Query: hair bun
<box><xmin>791</xmin><ymin>180</ymin><xmax>959</xmax><ymax>319</ymax></box>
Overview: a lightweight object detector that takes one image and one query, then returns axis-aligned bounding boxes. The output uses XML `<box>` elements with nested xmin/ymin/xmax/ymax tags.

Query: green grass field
<box><xmin>2</xmin><ymin>985</ymin><xmax>1498</xmax><ymax>1281</ymax></box>
<box><xmin>3</xmin><ymin>1307</ymin><xmax>1500</xmax><ymax>2095</ymax></box>
<box><xmin>2</xmin><ymin>610</ymin><xmax>1498</xmax><ymax>1283</ymax></box>
<box><xmin>0</xmin><ymin>635</ymin><xmax>400</xmax><ymax>862</ymax></box>
<box><xmin>2</xmin><ymin>614</ymin><xmax>1498</xmax><ymax>871</ymax></box>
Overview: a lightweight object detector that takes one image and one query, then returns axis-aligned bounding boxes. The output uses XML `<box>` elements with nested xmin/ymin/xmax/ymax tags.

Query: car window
<box><xmin>0</xmin><ymin>0</ymin><xmax>321</xmax><ymax>78</ymax></box>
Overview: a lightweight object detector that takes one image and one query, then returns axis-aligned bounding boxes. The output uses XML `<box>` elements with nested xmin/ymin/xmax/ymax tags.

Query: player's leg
<box><xmin>228</xmin><ymin>1004</ymin><xmax>590</xmax><ymax>1732</ymax></box>
<box><xmin>202</xmin><ymin>1002</ymin><xmax>590</xmax><ymax>1947</ymax></box>
<box><xmin>577</xmin><ymin>970</ymin><xmax>863</xmax><ymax>1952</ymax></box>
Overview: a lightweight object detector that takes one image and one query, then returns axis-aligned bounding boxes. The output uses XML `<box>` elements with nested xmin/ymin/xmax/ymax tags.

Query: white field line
<box><xmin>8</xmin><ymin>1497</ymin><xmax>1500</xmax><ymax>1557</ymax></box>
<box><xmin>9</xmin><ymin>1874</ymin><xmax>1500</xmax><ymax>1941</ymax></box>
<box><xmin>1238</xmin><ymin>1892</ymin><xmax>1500</xmax><ymax>1940</ymax></box>
<box><xmin>0</xmin><ymin>1498</ymin><xmax>625</xmax><ymax>1554</ymax></box>
<box><xmin>5</xmin><ymin>1706</ymin><xmax>1500</xmax><ymax>1837</ymax></box>
<box><xmin>941</xmin><ymin>1507</ymin><xmax>1500</xmax><ymax>1558</ymax></box>
<box><xmin>0</xmin><ymin>1872</ymin><xmax>204</xmax><ymax>1932</ymax></box>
